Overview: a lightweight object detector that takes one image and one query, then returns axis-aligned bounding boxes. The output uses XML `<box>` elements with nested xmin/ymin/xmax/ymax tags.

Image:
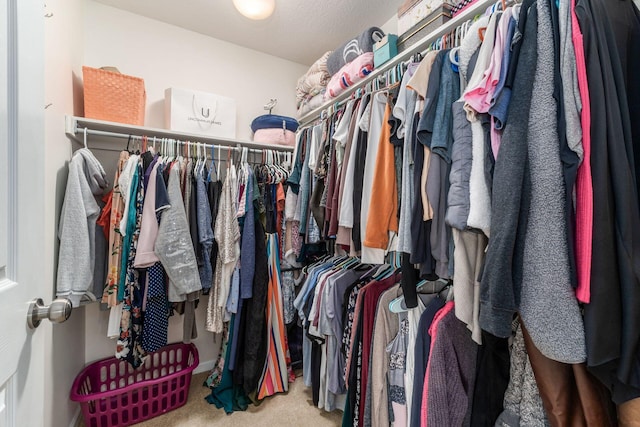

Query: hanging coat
<box><xmin>576</xmin><ymin>0</ymin><xmax>640</xmax><ymax>404</ymax></box>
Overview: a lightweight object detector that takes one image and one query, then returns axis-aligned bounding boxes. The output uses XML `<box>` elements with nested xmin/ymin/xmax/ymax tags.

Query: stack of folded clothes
<box><xmin>251</xmin><ymin>114</ymin><xmax>300</xmax><ymax>147</ymax></box>
<box><xmin>451</xmin><ymin>0</ymin><xmax>477</xmax><ymax>16</ymax></box>
<box><xmin>324</xmin><ymin>27</ymin><xmax>385</xmax><ymax>100</ymax></box>
<box><xmin>296</xmin><ymin>51</ymin><xmax>332</xmax><ymax>117</ymax></box>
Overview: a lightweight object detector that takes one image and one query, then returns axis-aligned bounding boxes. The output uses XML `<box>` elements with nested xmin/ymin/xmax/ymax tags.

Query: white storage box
<box><xmin>398</xmin><ymin>0</ymin><xmax>454</xmax><ymax>36</ymax></box>
<box><xmin>164</xmin><ymin>88</ymin><xmax>236</xmax><ymax>138</ymax></box>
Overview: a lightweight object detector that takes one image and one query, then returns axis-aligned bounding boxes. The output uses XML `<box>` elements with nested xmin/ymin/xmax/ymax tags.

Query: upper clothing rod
<box><xmin>297</xmin><ymin>0</ymin><xmax>500</xmax><ymax>127</ymax></box>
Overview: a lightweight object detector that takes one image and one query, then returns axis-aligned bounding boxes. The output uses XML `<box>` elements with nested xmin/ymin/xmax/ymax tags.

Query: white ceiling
<box><xmin>93</xmin><ymin>0</ymin><xmax>399</xmax><ymax>66</ymax></box>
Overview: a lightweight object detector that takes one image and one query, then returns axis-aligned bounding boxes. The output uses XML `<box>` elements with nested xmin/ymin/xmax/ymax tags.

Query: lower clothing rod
<box><xmin>75</xmin><ymin>127</ymin><xmax>292</xmax><ymax>155</ymax></box>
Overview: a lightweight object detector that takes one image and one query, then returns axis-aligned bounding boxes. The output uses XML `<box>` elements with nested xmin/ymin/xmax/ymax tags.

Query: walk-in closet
<box><xmin>1</xmin><ymin>0</ymin><xmax>639</xmax><ymax>426</ymax></box>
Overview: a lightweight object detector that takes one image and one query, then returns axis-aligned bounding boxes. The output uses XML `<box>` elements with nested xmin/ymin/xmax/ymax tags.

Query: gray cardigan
<box><xmin>479</xmin><ymin>0</ymin><xmax>538</xmax><ymax>339</ymax></box>
<box><xmin>480</xmin><ymin>0</ymin><xmax>587</xmax><ymax>364</ymax></box>
<box><xmin>518</xmin><ymin>0</ymin><xmax>586</xmax><ymax>364</ymax></box>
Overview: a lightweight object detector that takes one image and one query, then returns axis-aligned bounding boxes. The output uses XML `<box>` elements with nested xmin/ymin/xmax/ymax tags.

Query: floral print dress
<box><xmin>116</xmin><ymin>162</ymin><xmax>147</xmax><ymax>368</ymax></box>
<box><xmin>387</xmin><ymin>312</ymin><xmax>409</xmax><ymax>426</ymax></box>
<box><xmin>102</xmin><ymin>151</ymin><xmax>129</xmax><ymax>307</ymax></box>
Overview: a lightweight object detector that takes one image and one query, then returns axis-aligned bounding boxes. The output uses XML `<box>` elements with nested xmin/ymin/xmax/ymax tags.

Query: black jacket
<box><xmin>577</xmin><ymin>0</ymin><xmax>640</xmax><ymax>404</ymax></box>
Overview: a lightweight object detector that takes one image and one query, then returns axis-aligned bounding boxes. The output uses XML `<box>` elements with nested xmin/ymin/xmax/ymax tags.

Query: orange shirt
<box><xmin>363</xmin><ymin>102</ymin><xmax>398</xmax><ymax>249</ymax></box>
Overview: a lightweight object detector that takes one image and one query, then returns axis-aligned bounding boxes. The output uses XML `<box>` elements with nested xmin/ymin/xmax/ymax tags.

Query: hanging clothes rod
<box><xmin>78</xmin><ymin>127</ymin><xmax>281</xmax><ymax>156</ymax></box>
<box><xmin>64</xmin><ymin>115</ymin><xmax>295</xmax><ymax>153</ymax></box>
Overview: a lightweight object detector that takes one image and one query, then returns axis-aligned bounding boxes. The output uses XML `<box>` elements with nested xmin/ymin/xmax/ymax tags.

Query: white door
<box><xmin>0</xmin><ymin>0</ymin><xmax>53</xmax><ymax>426</ymax></box>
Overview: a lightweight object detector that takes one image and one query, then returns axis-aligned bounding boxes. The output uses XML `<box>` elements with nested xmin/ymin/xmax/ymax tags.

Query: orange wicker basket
<box><xmin>83</xmin><ymin>66</ymin><xmax>146</xmax><ymax>126</ymax></box>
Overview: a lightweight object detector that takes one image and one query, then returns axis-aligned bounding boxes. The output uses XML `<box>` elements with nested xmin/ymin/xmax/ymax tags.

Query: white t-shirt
<box><xmin>339</xmin><ymin>97</ymin><xmax>369</xmax><ymax>228</ymax></box>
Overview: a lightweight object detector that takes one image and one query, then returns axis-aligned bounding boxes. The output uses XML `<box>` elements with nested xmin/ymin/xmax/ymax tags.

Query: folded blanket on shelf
<box><xmin>253</xmin><ymin>128</ymin><xmax>297</xmax><ymax>147</ymax></box>
<box><xmin>327</xmin><ymin>27</ymin><xmax>385</xmax><ymax>75</ymax></box>
<box><xmin>325</xmin><ymin>52</ymin><xmax>375</xmax><ymax>100</ymax></box>
<box><xmin>297</xmin><ymin>93</ymin><xmax>325</xmax><ymax>118</ymax></box>
<box><xmin>451</xmin><ymin>0</ymin><xmax>477</xmax><ymax>16</ymax></box>
<box><xmin>308</xmin><ymin>50</ymin><xmax>331</xmax><ymax>75</ymax></box>
<box><xmin>296</xmin><ymin>72</ymin><xmax>330</xmax><ymax>108</ymax></box>
<box><xmin>296</xmin><ymin>51</ymin><xmax>332</xmax><ymax>108</ymax></box>
<box><xmin>251</xmin><ymin>114</ymin><xmax>299</xmax><ymax>133</ymax></box>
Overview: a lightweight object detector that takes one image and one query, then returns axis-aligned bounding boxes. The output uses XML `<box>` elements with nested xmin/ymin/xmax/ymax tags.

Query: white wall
<box><xmin>40</xmin><ymin>3</ymin><xmax>306</xmax><ymax>426</ymax></box>
<box><xmin>381</xmin><ymin>14</ymin><xmax>398</xmax><ymax>35</ymax></box>
<box><xmin>43</xmin><ymin>1</ymin><xmax>87</xmax><ymax>427</ymax></box>
<box><xmin>83</xmin><ymin>1</ymin><xmax>308</xmax><ymax>140</ymax></box>
<box><xmin>81</xmin><ymin>0</ymin><xmax>307</xmax><ymax>371</ymax></box>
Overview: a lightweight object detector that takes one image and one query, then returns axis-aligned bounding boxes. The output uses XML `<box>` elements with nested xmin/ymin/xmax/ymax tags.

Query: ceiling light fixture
<box><xmin>232</xmin><ymin>0</ymin><xmax>275</xmax><ymax>20</ymax></box>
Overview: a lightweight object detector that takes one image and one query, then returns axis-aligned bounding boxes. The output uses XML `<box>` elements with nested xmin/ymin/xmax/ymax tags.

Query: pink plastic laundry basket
<box><xmin>70</xmin><ymin>343</ymin><xmax>199</xmax><ymax>427</ymax></box>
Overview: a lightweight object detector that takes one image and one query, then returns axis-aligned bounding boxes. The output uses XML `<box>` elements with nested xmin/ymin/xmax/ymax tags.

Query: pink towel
<box><xmin>325</xmin><ymin>52</ymin><xmax>375</xmax><ymax>99</ymax></box>
<box><xmin>253</xmin><ymin>128</ymin><xmax>296</xmax><ymax>147</ymax></box>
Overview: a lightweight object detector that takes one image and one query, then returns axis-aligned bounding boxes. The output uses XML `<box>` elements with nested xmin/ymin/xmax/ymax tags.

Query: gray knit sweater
<box><xmin>518</xmin><ymin>0</ymin><xmax>586</xmax><ymax>364</ymax></box>
<box><xmin>426</xmin><ymin>308</ymin><xmax>478</xmax><ymax>427</ymax></box>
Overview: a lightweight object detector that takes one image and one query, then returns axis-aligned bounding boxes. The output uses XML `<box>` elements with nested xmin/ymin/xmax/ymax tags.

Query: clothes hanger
<box><xmin>334</xmin><ymin>256</ymin><xmax>358</xmax><ymax>270</ymax></box>
<box><xmin>208</xmin><ymin>144</ymin><xmax>215</xmax><ymax>182</ymax></box>
<box><xmin>200</xmin><ymin>143</ymin><xmax>206</xmax><ymax>174</ymax></box>
<box><xmin>167</xmin><ymin>139</ymin><xmax>175</xmax><ymax>162</ymax></box>
<box><xmin>331</xmin><ymin>255</ymin><xmax>351</xmax><ymax>268</ymax></box>
<box><xmin>83</xmin><ymin>127</ymin><xmax>88</xmax><ymax>149</ymax></box>
<box><xmin>240</xmin><ymin>147</ymin><xmax>248</xmax><ymax>184</ymax></box>
<box><xmin>389</xmin><ymin>278</ymin><xmax>449</xmax><ymax>313</ymax></box>
<box><xmin>343</xmin><ymin>257</ymin><xmax>362</xmax><ymax>270</ymax></box>
<box><xmin>193</xmin><ymin>142</ymin><xmax>199</xmax><ymax>172</ymax></box>
<box><xmin>389</xmin><ymin>296</ymin><xmax>407</xmax><ymax>313</ymax></box>
<box><xmin>450</xmin><ymin>48</ymin><xmax>460</xmax><ymax>72</ymax></box>
<box><xmin>416</xmin><ymin>278</ymin><xmax>449</xmax><ymax>294</ymax></box>
<box><xmin>381</xmin><ymin>265</ymin><xmax>396</xmax><ymax>280</ymax></box>
<box><xmin>478</xmin><ymin>26</ymin><xmax>486</xmax><ymax>42</ymax></box>
<box><xmin>370</xmin><ymin>263</ymin><xmax>392</xmax><ymax>281</ymax></box>
<box><xmin>201</xmin><ymin>143</ymin><xmax>207</xmax><ymax>174</ymax></box>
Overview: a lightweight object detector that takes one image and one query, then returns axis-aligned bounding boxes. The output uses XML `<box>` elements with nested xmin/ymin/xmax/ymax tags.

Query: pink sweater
<box><xmin>572</xmin><ymin>0</ymin><xmax>593</xmax><ymax>304</ymax></box>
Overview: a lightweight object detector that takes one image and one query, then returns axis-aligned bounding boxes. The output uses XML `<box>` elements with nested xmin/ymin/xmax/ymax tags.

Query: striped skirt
<box><xmin>257</xmin><ymin>233</ymin><xmax>294</xmax><ymax>399</ymax></box>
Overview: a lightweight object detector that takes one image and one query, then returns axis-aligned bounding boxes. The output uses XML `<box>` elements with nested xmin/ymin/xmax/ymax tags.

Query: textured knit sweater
<box><xmin>518</xmin><ymin>0</ymin><xmax>586</xmax><ymax>364</ymax></box>
<box><xmin>425</xmin><ymin>305</ymin><xmax>478</xmax><ymax>427</ymax></box>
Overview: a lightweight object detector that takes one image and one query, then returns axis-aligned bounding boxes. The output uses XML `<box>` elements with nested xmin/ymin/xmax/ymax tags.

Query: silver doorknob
<box><xmin>27</xmin><ymin>298</ymin><xmax>72</xmax><ymax>329</ymax></box>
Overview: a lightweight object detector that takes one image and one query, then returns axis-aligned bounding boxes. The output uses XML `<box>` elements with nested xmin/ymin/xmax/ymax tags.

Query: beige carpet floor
<box><xmin>79</xmin><ymin>372</ymin><xmax>343</xmax><ymax>427</ymax></box>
